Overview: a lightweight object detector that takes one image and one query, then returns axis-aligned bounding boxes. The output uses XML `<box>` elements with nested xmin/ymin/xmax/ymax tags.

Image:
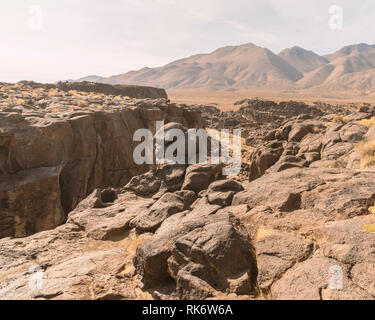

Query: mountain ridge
<box><xmin>74</xmin><ymin>43</ymin><xmax>375</xmax><ymax>95</ymax></box>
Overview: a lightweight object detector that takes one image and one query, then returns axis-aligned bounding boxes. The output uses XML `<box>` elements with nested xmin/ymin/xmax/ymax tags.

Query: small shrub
<box><xmin>359</xmin><ymin>117</ymin><xmax>375</xmax><ymax>127</ymax></box>
<box><xmin>77</xmin><ymin>100</ymin><xmax>88</xmax><ymax>108</ymax></box>
<box><xmin>356</xmin><ymin>137</ymin><xmax>375</xmax><ymax>169</ymax></box>
<box><xmin>16</xmin><ymin>99</ymin><xmax>25</xmax><ymax>105</ymax></box>
<box><xmin>362</xmin><ymin>224</ymin><xmax>375</xmax><ymax>232</ymax></box>
<box><xmin>333</xmin><ymin>114</ymin><xmax>349</xmax><ymax>124</ymax></box>
<box><xmin>48</xmin><ymin>89</ymin><xmax>58</xmax><ymax>97</ymax></box>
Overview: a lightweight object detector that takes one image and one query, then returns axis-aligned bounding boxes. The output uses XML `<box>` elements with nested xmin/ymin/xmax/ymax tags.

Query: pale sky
<box><xmin>1</xmin><ymin>0</ymin><xmax>374</xmax><ymax>83</ymax></box>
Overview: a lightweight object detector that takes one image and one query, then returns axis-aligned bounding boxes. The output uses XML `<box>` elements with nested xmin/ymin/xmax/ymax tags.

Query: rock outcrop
<box><xmin>0</xmin><ymin>162</ymin><xmax>257</xmax><ymax>300</ymax></box>
<box><xmin>20</xmin><ymin>80</ymin><xmax>168</xmax><ymax>99</ymax></box>
<box><xmin>0</xmin><ymin>82</ymin><xmax>202</xmax><ymax>238</ymax></box>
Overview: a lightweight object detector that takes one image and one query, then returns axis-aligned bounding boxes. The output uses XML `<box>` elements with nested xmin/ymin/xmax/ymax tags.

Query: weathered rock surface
<box><xmin>134</xmin><ymin>196</ymin><xmax>258</xmax><ymax>299</ymax></box>
<box><xmin>0</xmin><ymin>162</ymin><xmax>255</xmax><ymax>300</ymax></box>
<box><xmin>21</xmin><ymin>80</ymin><xmax>168</xmax><ymax>99</ymax></box>
<box><xmin>0</xmin><ymin>82</ymin><xmax>203</xmax><ymax>238</ymax></box>
<box><xmin>2</xmin><ymin>89</ymin><xmax>375</xmax><ymax>301</ymax></box>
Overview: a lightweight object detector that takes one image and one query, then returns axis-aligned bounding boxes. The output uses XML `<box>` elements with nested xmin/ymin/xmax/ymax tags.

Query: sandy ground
<box><xmin>168</xmin><ymin>88</ymin><xmax>374</xmax><ymax>111</ymax></box>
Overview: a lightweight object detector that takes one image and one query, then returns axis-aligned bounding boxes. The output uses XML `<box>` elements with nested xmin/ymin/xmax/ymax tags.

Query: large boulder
<box><xmin>256</xmin><ymin>232</ymin><xmax>314</xmax><ymax>290</ymax></box>
<box><xmin>133</xmin><ymin>198</ymin><xmax>258</xmax><ymax>299</ymax></box>
<box><xmin>233</xmin><ymin>168</ymin><xmax>326</xmax><ymax>212</ymax></box>
<box><xmin>206</xmin><ymin>179</ymin><xmax>244</xmax><ymax>207</ymax></box>
<box><xmin>182</xmin><ymin>163</ymin><xmax>223</xmax><ymax>193</ymax></box>
<box><xmin>130</xmin><ymin>193</ymin><xmax>189</xmax><ymax>233</ymax></box>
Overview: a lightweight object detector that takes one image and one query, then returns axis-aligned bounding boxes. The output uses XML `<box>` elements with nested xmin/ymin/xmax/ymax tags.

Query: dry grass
<box><xmin>48</xmin><ymin>89</ymin><xmax>58</xmax><ymax>97</ymax></box>
<box><xmin>78</xmin><ymin>100</ymin><xmax>88</xmax><ymax>108</ymax></box>
<box><xmin>362</xmin><ymin>224</ymin><xmax>375</xmax><ymax>232</ymax></box>
<box><xmin>359</xmin><ymin>117</ymin><xmax>375</xmax><ymax>127</ymax></box>
<box><xmin>333</xmin><ymin>114</ymin><xmax>349</xmax><ymax>124</ymax></box>
<box><xmin>256</xmin><ymin>226</ymin><xmax>276</xmax><ymax>240</ymax></box>
<box><xmin>356</xmin><ymin>137</ymin><xmax>375</xmax><ymax>169</ymax></box>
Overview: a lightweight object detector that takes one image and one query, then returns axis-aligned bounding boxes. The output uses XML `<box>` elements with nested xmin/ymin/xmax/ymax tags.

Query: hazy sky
<box><xmin>1</xmin><ymin>0</ymin><xmax>374</xmax><ymax>83</ymax></box>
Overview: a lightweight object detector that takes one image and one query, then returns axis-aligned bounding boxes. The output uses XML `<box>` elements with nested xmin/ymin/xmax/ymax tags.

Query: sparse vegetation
<box><xmin>78</xmin><ymin>100</ymin><xmax>88</xmax><ymax>108</ymax></box>
<box><xmin>48</xmin><ymin>89</ymin><xmax>58</xmax><ymax>97</ymax></box>
<box><xmin>362</xmin><ymin>224</ymin><xmax>375</xmax><ymax>232</ymax></box>
<box><xmin>333</xmin><ymin>114</ymin><xmax>349</xmax><ymax>124</ymax></box>
<box><xmin>359</xmin><ymin>116</ymin><xmax>375</xmax><ymax>127</ymax></box>
<box><xmin>356</xmin><ymin>137</ymin><xmax>375</xmax><ymax>169</ymax></box>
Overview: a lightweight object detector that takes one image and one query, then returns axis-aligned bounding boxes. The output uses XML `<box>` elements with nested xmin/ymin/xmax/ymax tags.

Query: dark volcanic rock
<box><xmin>0</xmin><ymin>82</ymin><xmax>203</xmax><ymax>238</ymax></box>
<box><xmin>133</xmin><ymin>198</ymin><xmax>258</xmax><ymax>298</ymax></box>
<box><xmin>20</xmin><ymin>80</ymin><xmax>168</xmax><ymax>99</ymax></box>
<box><xmin>206</xmin><ymin>179</ymin><xmax>244</xmax><ymax>207</ymax></box>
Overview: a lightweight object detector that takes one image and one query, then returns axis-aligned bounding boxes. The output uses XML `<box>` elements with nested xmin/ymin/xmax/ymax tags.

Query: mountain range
<box><xmin>75</xmin><ymin>43</ymin><xmax>375</xmax><ymax>95</ymax></box>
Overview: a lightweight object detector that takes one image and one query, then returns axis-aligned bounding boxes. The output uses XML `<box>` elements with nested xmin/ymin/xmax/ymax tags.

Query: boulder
<box><xmin>256</xmin><ymin>232</ymin><xmax>313</xmax><ymax>290</ymax></box>
<box><xmin>182</xmin><ymin>163</ymin><xmax>223</xmax><ymax>193</ymax></box>
<box><xmin>130</xmin><ymin>193</ymin><xmax>189</xmax><ymax>233</ymax></box>
<box><xmin>233</xmin><ymin>168</ymin><xmax>325</xmax><ymax>212</ymax></box>
<box><xmin>133</xmin><ymin>197</ymin><xmax>258</xmax><ymax>298</ymax></box>
<box><xmin>206</xmin><ymin>179</ymin><xmax>244</xmax><ymax>207</ymax></box>
<box><xmin>271</xmin><ymin>257</ymin><xmax>371</xmax><ymax>300</ymax></box>
<box><xmin>248</xmin><ymin>141</ymin><xmax>284</xmax><ymax>181</ymax></box>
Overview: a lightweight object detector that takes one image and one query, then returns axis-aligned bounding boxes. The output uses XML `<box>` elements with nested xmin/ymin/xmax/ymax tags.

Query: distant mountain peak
<box><xmin>73</xmin><ymin>42</ymin><xmax>375</xmax><ymax>94</ymax></box>
<box><xmin>278</xmin><ymin>46</ymin><xmax>328</xmax><ymax>73</ymax></box>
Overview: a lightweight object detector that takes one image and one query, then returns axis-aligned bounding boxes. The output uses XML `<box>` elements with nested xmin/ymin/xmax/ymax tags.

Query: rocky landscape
<box><xmin>1</xmin><ymin>81</ymin><xmax>375</xmax><ymax>300</ymax></box>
